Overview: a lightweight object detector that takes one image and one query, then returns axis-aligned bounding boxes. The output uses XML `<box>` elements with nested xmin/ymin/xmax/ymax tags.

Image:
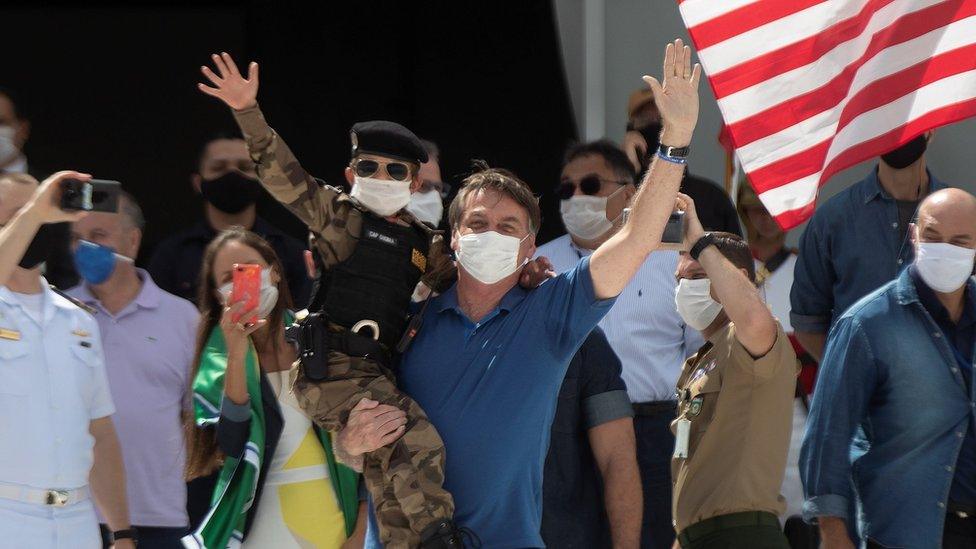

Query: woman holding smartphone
<box><xmin>183</xmin><ymin>227</ymin><xmax>365</xmax><ymax>548</ymax></box>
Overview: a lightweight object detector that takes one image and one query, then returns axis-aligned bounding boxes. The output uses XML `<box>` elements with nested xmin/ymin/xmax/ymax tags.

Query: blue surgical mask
<box><xmin>73</xmin><ymin>240</ymin><xmax>132</xmax><ymax>285</ymax></box>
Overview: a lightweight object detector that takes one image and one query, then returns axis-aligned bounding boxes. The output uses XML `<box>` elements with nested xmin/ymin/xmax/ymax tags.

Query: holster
<box><xmin>286</xmin><ymin>312</ymin><xmax>393</xmax><ymax>382</ymax></box>
<box><xmin>285</xmin><ymin>312</ymin><xmax>331</xmax><ymax>382</ymax></box>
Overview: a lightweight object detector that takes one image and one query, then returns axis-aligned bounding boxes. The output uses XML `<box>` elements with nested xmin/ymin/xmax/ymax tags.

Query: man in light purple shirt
<box><xmin>67</xmin><ymin>192</ymin><xmax>198</xmax><ymax>549</ymax></box>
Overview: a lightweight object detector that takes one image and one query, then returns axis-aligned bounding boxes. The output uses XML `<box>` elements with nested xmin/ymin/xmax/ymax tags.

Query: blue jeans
<box><xmin>635</xmin><ymin>407</ymin><xmax>676</xmax><ymax>549</ymax></box>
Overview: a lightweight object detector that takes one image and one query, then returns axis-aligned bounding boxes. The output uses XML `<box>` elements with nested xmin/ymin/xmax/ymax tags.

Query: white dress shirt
<box><xmin>756</xmin><ymin>254</ymin><xmax>797</xmax><ymax>333</ymax></box>
<box><xmin>537</xmin><ymin>235</ymin><xmax>704</xmax><ymax>402</ymax></box>
<box><xmin>755</xmin><ymin>252</ymin><xmax>806</xmax><ymax>519</ymax></box>
<box><xmin>0</xmin><ymin>155</ymin><xmax>28</xmax><ymax>175</ymax></box>
<box><xmin>0</xmin><ymin>280</ymin><xmax>114</xmax><ymax>491</ymax></box>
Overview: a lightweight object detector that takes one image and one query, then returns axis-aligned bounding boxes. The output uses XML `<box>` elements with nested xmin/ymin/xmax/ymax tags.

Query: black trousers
<box><xmin>634</xmin><ymin>405</ymin><xmax>677</xmax><ymax>549</ymax></box>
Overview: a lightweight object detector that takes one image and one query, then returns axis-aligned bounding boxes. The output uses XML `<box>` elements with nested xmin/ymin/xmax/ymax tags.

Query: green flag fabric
<box><xmin>183</xmin><ymin>316</ymin><xmax>360</xmax><ymax>548</ymax></box>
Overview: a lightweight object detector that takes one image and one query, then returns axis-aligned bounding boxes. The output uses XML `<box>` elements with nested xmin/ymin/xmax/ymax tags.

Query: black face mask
<box><xmin>637</xmin><ymin>122</ymin><xmax>663</xmax><ymax>171</ymax></box>
<box><xmin>19</xmin><ymin>223</ymin><xmax>58</xmax><ymax>270</ymax></box>
<box><xmin>880</xmin><ymin>134</ymin><xmax>927</xmax><ymax>170</ymax></box>
<box><xmin>200</xmin><ymin>172</ymin><xmax>261</xmax><ymax>214</ymax></box>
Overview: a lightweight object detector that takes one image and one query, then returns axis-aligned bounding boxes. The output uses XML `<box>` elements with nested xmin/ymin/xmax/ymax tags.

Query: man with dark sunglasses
<box><xmin>537</xmin><ymin>139</ymin><xmax>705</xmax><ymax>549</ymax></box>
<box><xmin>197</xmin><ymin>52</ymin><xmax>466</xmax><ymax>548</ymax></box>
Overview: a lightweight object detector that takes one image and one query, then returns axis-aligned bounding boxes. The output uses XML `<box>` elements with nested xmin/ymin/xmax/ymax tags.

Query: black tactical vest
<box><xmin>309</xmin><ymin>208</ymin><xmax>431</xmax><ymax>350</ymax></box>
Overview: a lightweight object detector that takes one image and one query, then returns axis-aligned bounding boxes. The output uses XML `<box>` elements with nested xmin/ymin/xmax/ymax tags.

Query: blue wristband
<box><xmin>656</xmin><ymin>150</ymin><xmax>688</xmax><ymax>165</ymax></box>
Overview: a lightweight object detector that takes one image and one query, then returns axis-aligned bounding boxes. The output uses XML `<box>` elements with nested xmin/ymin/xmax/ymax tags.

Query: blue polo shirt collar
<box><xmin>435</xmin><ymin>282</ymin><xmax>530</xmax><ymax>317</ymax></box>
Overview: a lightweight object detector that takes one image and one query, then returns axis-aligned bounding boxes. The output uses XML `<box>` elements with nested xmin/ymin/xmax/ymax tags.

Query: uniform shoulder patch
<box><xmin>412</xmin><ymin>248</ymin><xmax>427</xmax><ymax>272</ymax></box>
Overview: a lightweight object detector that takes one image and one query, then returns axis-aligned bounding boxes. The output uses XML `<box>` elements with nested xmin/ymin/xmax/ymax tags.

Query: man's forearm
<box><xmin>232</xmin><ymin>105</ymin><xmax>334</xmax><ymax>229</ymax></box>
<box><xmin>818</xmin><ymin>516</ymin><xmax>855</xmax><ymax>548</ymax></box>
<box><xmin>602</xmin><ymin>455</ymin><xmax>643</xmax><ymax>549</ymax></box>
<box><xmin>590</xmin><ymin>418</ymin><xmax>642</xmax><ymax>549</ymax></box>
<box><xmin>795</xmin><ymin>330</ymin><xmax>826</xmax><ymax>362</ymax></box>
<box><xmin>341</xmin><ymin>502</ymin><xmax>369</xmax><ymax>549</ymax></box>
<box><xmin>589</xmin><ymin>152</ymin><xmax>686</xmax><ymax>299</ymax></box>
<box><xmin>0</xmin><ymin>205</ymin><xmax>43</xmax><ymax>287</ymax></box>
<box><xmin>697</xmin><ymin>245</ymin><xmax>776</xmax><ymax>354</ymax></box>
<box><xmin>627</xmin><ymin>150</ymin><xmax>688</xmax><ymax>253</ymax></box>
<box><xmin>90</xmin><ymin>419</ymin><xmax>131</xmax><ymax>532</ymax></box>
<box><xmin>333</xmin><ymin>432</ymin><xmax>365</xmax><ymax>473</ymax></box>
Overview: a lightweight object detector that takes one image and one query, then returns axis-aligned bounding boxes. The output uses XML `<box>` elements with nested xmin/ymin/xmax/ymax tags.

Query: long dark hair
<box><xmin>184</xmin><ymin>227</ymin><xmax>295</xmax><ymax>480</ymax></box>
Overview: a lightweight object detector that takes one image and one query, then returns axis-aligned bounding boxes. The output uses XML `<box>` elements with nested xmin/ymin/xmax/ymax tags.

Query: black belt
<box><xmin>678</xmin><ymin>511</ymin><xmax>780</xmax><ymax>547</ymax></box>
<box><xmin>632</xmin><ymin>400</ymin><xmax>677</xmax><ymax>416</ymax></box>
<box><xmin>328</xmin><ymin>329</ymin><xmax>391</xmax><ymax>367</ymax></box>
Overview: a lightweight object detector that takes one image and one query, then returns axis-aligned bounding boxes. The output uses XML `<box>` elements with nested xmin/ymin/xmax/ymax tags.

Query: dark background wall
<box><xmin>3</xmin><ymin>1</ymin><xmax>577</xmax><ymax>264</ymax></box>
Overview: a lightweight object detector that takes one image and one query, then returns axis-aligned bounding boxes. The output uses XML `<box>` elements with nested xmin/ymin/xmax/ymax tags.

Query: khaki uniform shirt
<box><xmin>232</xmin><ymin>106</ymin><xmax>451</xmax><ymax>290</ymax></box>
<box><xmin>670</xmin><ymin>321</ymin><xmax>798</xmax><ymax>533</ymax></box>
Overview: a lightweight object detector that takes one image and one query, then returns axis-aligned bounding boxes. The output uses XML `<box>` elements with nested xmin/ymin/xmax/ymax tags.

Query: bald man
<box><xmin>800</xmin><ymin>188</ymin><xmax>976</xmax><ymax>549</ymax></box>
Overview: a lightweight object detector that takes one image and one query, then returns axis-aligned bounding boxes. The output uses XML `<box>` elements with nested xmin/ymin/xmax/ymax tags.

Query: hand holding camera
<box><xmin>675</xmin><ymin>193</ymin><xmax>706</xmax><ymax>252</ymax></box>
<box><xmin>24</xmin><ymin>171</ymin><xmax>94</xmax><ymax>224</ymax></box>
<box><xmin>59</xmin><ymin>178</ymin><xmax>120</xmax><ymax>213</ymax></box>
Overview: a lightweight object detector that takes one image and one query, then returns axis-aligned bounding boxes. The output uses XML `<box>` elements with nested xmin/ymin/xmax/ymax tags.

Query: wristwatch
<box><xmin>111</xmin><ymin>528</ymin><xmax>139</xmax><ymax>544</ymax></box>
<box><xmin>658</xmin><ymin>143</ymin><xmax>691</xmax><ymax>160</ymax></box>
<box><xmin>690</xmin><ymin>232</ymin><xmax>718</xmax><ymax>261</ymax></box>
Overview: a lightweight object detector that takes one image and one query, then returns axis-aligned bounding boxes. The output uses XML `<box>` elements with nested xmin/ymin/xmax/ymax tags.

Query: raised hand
<box><xmin>642</xmin><ymin>39</ymin><xmax>701</xmax><ymax>147</ymax></box>
<box><xmin>675</xmin><ymin>192</ymin><xmax>706</xmax><ymax>251</ymax></box>
<box><xmin>198</xmin><ymin>52</ymin><xmax>259</xmax><ymax>111</ymax></box>
<box><xmin>219</xmin><ymin>298</ymin><xmax>266</xmax><ymax>358</ymax></box>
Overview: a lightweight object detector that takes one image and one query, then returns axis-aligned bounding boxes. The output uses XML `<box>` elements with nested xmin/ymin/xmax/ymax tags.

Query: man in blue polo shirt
<box><xmin>337</xmin><ymin>39</ymin><xmax>702</xmax><ymax>547</ymax></box>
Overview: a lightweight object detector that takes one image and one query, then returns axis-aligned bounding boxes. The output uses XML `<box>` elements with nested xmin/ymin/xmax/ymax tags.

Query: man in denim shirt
<box><xmin>790</xmin><ymin>133</ymin><xmax>948</xmax><ymax>360</ymax></box>
<box><xmin>800</xmin><ymin>188</ymin><xmax>976</xmax><ymax>549</ymax></box>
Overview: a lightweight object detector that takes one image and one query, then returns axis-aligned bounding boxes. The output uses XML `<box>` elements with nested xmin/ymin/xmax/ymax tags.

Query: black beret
<box><xmin>350</xmin><ymin>120</ymin><xmax>428</xmax><ymax>164</ymax></box>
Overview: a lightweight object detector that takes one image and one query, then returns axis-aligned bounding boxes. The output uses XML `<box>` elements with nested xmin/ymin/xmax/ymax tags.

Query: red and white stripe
<box><xmin>680</xmin><ymin>0</ymin><xmax>976</xmax><ymax>228</ymax></box>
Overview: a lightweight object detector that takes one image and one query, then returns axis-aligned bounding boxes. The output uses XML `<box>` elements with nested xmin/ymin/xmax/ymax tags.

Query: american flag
<box><xmin>680</xmin><ymin>0</ymin><xmax>976</xmax><ymax>229</ymax></box>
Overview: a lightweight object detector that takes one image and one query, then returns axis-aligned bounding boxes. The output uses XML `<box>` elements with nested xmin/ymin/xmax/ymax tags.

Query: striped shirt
<box><xmin>537</xmin><ymin>235</ymin><xmax>704</xmax><ymax>403</ymax></box>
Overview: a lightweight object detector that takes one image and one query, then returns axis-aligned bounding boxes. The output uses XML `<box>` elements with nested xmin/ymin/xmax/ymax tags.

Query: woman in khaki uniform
<box><xmin>668</xmin><ymin>194</ymin><xmax>798</xmax><ymax>549</ymax></box>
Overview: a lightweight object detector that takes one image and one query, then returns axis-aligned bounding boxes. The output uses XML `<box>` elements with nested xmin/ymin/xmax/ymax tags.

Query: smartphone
<box><xmin>660</xmin><ymin>211</ymin><xmax>687</xmax><ymax>251</ymax></box>
<box><xmin>60</xmin><ymin>179</ymin><xmax>121</xmax><ymax>213</ymax></box>
<box><xmin>621</xmin><ymin>208</ymin><xmax>687</xmax><ymax>251</ymax></box>
<box><xmin>231</xmin><ymin>264</ymin><xmax>262</xmax><ymax>324</ymax></box>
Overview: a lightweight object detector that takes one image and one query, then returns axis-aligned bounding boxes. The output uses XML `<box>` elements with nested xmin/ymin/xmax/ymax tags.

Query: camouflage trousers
<box><xmin>292</xmin><ymin>351</ymin><xmax>454</xmax><ymax>549</ymax></box>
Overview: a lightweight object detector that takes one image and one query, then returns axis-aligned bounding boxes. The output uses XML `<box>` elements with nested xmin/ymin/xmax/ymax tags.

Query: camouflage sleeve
<box><xmin>232</xmin><ymin>105</ymin><xmax>339</xmax><ymax>234</ymax></box>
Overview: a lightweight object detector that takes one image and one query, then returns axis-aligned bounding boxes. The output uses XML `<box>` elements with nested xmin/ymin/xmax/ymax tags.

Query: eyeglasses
<box><xmin>555</xmin><ymin>174</ymin><xmax>628</xmax><ymax>200</ymax></box>
<box><xmin>420</xmin><ymin>179</ymin><xmax>452</xmax><ymax>198</ymax></box>
<box><xmin>352</xmin><ymin>158</ymin><xmax>413</xmax><ymax>182</ymax></box>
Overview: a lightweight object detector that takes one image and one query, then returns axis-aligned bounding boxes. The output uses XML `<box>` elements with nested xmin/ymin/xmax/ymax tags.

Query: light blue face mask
<box><xmin>73</xmin><ymin>240</ymin><xmax>133</xmax><ymax>285</ymax></box>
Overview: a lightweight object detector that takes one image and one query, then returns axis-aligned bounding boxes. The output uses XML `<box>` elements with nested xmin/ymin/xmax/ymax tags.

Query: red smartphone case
<box><xmin>231</xmin><ymin>264</ymin><xmax>261</xmax><ymax>324</ymax></box>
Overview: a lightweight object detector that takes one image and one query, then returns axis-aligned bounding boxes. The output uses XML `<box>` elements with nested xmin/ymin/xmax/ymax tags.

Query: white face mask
<box><xmin>456</xmin><ymin>231</ymin><xmax>529</xmax><ymax>285</ymax></box>
<box><xmin>675</xmin><ymin>278</ymin><xmax>723</xmax><ymax>331</ymax></box>
<box><xmin>0</xmin><ymin>125</ymin><xmax>18</xmax><ymax>165</ymax></box>
<box><xmin>219</xmin><ymin>268</ymin><xmax>280</xmax><ymax>320</ymax></box>
<box><xmin>559</xmin><ymin>186</ymin><xmax>625</xmax><ymax>241</ymax></box>
<box><xmin>915</xmin><ymin>239</ymin><xmax>976</xmax><ymax>293</ymax></box>
<box><xmin>350</xmin><ymin>176</ymin><xmax>412</xmax><ymax>217</ymax></box>
<box><xmin>406</xmin><ymin>190</ymin><xmax>444</xmax><ymax>226</ymax></box>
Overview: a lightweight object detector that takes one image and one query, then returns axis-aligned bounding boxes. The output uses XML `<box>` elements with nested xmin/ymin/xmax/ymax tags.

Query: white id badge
<box><xmin>674</xmin><ymin>418</ymin><xmax>691</xmax><ymax>459</ymax></box>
